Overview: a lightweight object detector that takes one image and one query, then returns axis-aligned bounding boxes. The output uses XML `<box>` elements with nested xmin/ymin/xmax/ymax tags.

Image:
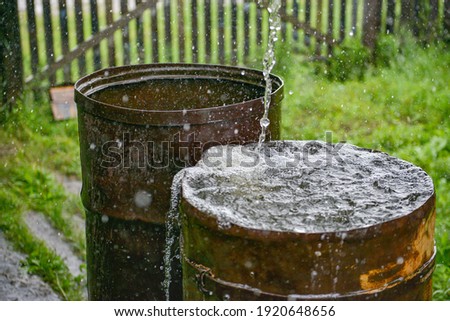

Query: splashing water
<box><xmin>163</xmin><ymin>170</ymin><xmax>185</xmax><ymax>301</ymax></box>
<box><xmin>258</xmin><ymin>0</ymin><xmax>282</xmax><ymax>148</ymax></box>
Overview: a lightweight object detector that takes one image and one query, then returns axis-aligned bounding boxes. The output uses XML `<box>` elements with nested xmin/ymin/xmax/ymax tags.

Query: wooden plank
<box><xmin>105</xmin><ymin>0</ymin><xmax>116</xmax><ymax>66</ymax></box>
<box><xmin>412</xmin><ymin>0</ymin><xmax>421</xmax><ymax>37</ymax></box>
<box><xmin>0</xmin><ymin>0</ymin><xmax>23</xmax><ymax>107</ymax></box>
<box><xmin>231</xmin><ymin>0</ymin><xmax>237</xmax><ymax>64</ymax></box>
<box><xmin>74</xmin><ymin>0</ymin><xmax>86</xmax><ymax>76</ymax></box>
<box><xmin>293</xmin><ymin>0</ymin><xmax>299</xmax><ymax>41</ymax></box>
<box><xmin>315</xmin><ymin>0</ymin><xmax>323</xmax><ymax>56</ymax></box>
<box><xmin>256</xmin><ymin>4</ymin><xmax>263</xmax><ymax>46</ymax></box>
<box><xmin>43</xmin><ymin>0</ymin><xmax>56</xmax><ymax>85</ymax></box>
<box><xmin>281</xmin><ymin>13</ymin><xmax>335</xmax><ymax>45</ymax></box>
<box><xmin>192</xmin><ymin>0</ymin><xmax>198</xmax><ymax>63</ymax></box>
<box><xmin>205</xmin><ymin>0</ymin><xmax>212</xmax><ymax>61</ymax></box>
<box><xmin>135</xmin><ymin>0</ymin><xmax>145</xmax><ymax>63</ymax></box>
<box><xmin>385</xmin><ymin>0</ymin><xmax>395</xmax><ymax>35</ymax></box>
<box><xmin>351</xmin><ymin>0</ymin><xmax>357</xmax><ymax>36</ymax></box>
<box><xmin>244</xmin><ymin>2</ymin><xmax>250</xmax><ymax>58</ymax></box>
<box><xmin>327</xmin><ymin>0</ymin><xmax>334</xmax><ymax>55</ymax></box>
<box><xmin>362</xmin><ymin>0</ymin><xmax>382</xmax><ymax>48</ymax></box>
<box><xmin>121</xmin><ymin>0</ymin><xmax>130</xmax><ymax>65</ymax></box>
<box><xmin>59</xmin><ymin>0</ymin><xmax>71</xmax><ymax>82</ymax></box>
<box><xmin>90</xmin><ymin>0</ymin><xmax>101</xmax><ymax>70</ymax></box>
<box><xmin>280</xmin><ymin>0</ymin><xmax>287</xmax><ymax>41</ymax></box>
<box><xmin>151</xmin><ymin>7</ymin><xmax>159</xmax><ymax>63</ymax></box>
<box><xmin>400</xmin><ymin>0</ymin><xmax>413</xmax><ymax>27</ymax></box>
<box><xmin>29</xmin><ymin>1</ymin><xmax>155</xmax><ymax>84</ymax></box>
<box><xmin>164</xmin><ymin>0</ymin><xmax>171</xmax><ymax>60</ymax></box>
<box><xmin>445</xmin><ymin>0</ymin><xmax>450</xmax><ymax>42</ymax></box>
<box><xmin>339</xmin><ymin>0</ymin><xmax>346</xmax><ymax>41</ymax></box>
<box><xmin>26</xmin><ymin>0</ymin><xmax>39</xmax><ymax>76</ymax></box>
<box><xmin>304</xmin><ymin>0</ymin><xmax>311</xmax><ymax>46</ymax></box>
<box><xmin>178</xmin><ymin>0</ymin><xmax>185</xmax><ymax>62</ymax></box>
<box><xmin>427</xmin><ymin>0</ymin><xmax>439</xmax><ymax>40</ymax></box>
<box><xmin>218</xmin><ymin>0</ymin><xmax>225</xmax><ymax>64</ymax></box>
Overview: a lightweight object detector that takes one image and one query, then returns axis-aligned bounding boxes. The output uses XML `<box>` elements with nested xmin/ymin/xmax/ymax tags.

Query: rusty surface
<box><xmin>49</xmin><ymin>86</ymin><xmax>77</xmax><ymax>120</ymax></box>
<box><xmin>75</xmin><ymin>63</ymin><xmax>284</xmax><ymax>300</ymax></box>
<box><xmin>181</xmin><ymin>178</ymin><xmax>436</xmax><ymax>301</ymax></box>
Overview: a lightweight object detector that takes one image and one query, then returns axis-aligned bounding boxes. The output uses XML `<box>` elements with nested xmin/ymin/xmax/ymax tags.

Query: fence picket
<box><xmin>351</xmin><ymin>0</ymin><xmax>357</xmax><ymax>36</ymax></box>
<box><xmin>293</xmin><ymin>0</ymin><xmax>299</xmax><ymax>41</ymax></box>
<box><xmin>244</xmin><ymin>3</ymin><xmax>250</xmax><ymax>58</ymax></box>
<box><xmin>315</xmin><ymin>0</ymin><xmax>323</xmax><ymax>56</ymax></box>
<box><xmin>43</xmin><ymin>0</ymin><xmax>56</xmax><ymax>85</ymax></box>
<box><xmin>218</xmin><ymin>0</ymin><xmax>225</xmax><ymax>64</ymax></box>
<box><xmin>26</xmin><ymin>0</ymin><xmax>39</xmax><ymax>77</ymax></box>
<box><xmin>192</xmin><ymin>0</ymin><xmax>198</xmax><ymax>62</ymax></box>
<box><xmin>151</xmin><ymin>7</ymin><xmax>159</xmax><ymax>63</ymax></box>
<box><xmin>327</xmin><ymin>0</ymin><xmax>334</xmax><ymax>54</ymax></box>
<box><xmin>205</xmin><ymin>0</ymin><xmax>212</xmax><ymax>61</ymax></box>
<box><xmin>304</xmin><ymin>0</ymin><xmax>311</xmax><ymax>46</ymax></box>
<box><xmin>178</xmin><ymin>0</ymin><xmax>185</xmax><ymax>62</ymax></box>
<box><xmin>340</xmin><ymin>0</ymin><xmax>346</xmax><ymax>41</ymax></box>
<box><xmin>59</xmin><ymin>0</ymin><xmax>72</xmax><ymax>81</ymax></box>
<box><xmin>135</xmin><ymin>0</ymin><xmax>145</xmax><ymax>63</ymax></box>
<box><xmin>120</xmin><ymin>0</ymin><xmax>130</xmax><ymax>65</ymax></box>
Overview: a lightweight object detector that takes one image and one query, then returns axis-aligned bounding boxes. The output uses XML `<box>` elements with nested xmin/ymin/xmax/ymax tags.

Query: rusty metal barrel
<box><xmin>74</xmin><ymin>64</ymin><xmax>284</xmax><ymax>300</ymax></box>
<box><xmin>180</xmin><ymin>141</ymin><xmax>436</xmax><ymax>300</ymax></box>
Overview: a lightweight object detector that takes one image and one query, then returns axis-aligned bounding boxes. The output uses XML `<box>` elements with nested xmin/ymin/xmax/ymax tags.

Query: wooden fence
<box><xmin>1</xmin><ymin>0</ymin><xmax>449</xmax><ymax>107</ymax></box>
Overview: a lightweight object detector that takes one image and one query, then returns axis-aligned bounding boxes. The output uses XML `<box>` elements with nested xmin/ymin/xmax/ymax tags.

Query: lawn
<box><xmin>0</xmin><ymin>34</ymin><xmax>449</xmax><ymax>300</ymax></box>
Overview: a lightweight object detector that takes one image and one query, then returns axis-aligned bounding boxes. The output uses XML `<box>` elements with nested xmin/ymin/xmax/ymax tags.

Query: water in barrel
<box><xmin>181</xmin><ymin>141</ymin><xmax>434</xmax><ymax>233</ymax></box>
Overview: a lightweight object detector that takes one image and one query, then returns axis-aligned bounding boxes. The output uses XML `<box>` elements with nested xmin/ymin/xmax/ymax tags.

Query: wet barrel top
<box><xmin>75</xmin><ymin>63</ymin><xmax>284</xmax><ymax>126</ymax></box>
<box><xmin>181</xmin><ymin>140</ymin><xmax>435</xmax><ymax>241</ymax></box>
<box><xmin>180</xmin><ymin>141</ymin><xmax>436</xmax><ymax>299</ymax></box>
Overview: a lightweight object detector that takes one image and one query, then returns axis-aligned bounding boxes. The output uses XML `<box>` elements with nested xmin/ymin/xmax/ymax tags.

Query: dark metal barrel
<box><xmin>75</xmin><ymin>63</ymin><xmax>284</xmax><ymax>300</ymax></box>
<box><xmin>180</xmin><ymin>143</ymin><xmax>436</xmax><ymax>301</ymax></box>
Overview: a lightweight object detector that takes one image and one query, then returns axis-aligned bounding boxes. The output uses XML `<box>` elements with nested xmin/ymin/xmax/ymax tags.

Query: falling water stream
<box><xmin>257</xmin><ymin>0</ymin><xmax>282</xmax><ymax>148</ymax></box>
<box><xmin>163</xmin><ymin>1</ymin><xmax>284</xmax><ymax>300</ymax></box>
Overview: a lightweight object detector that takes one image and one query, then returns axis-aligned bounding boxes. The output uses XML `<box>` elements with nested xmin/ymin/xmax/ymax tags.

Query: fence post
<box><xmin>444</xmin><ymin>0</ymin><xmax>450</xmax><ymax>42</ymax></box>
<box><xmin>0</xmin><ymin>0</ymin><xmax>23</xmax><ymax>110</ymax></box>
<box><xmin>362</xmin><ymin>0</ymin><xmax>382</xmax><ymax>49</ymax></box>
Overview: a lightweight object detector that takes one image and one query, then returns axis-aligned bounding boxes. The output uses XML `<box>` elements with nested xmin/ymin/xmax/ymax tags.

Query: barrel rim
<box><xmin>74</xmin><ymin>63</ymin><xmax>284</xmax><ymax>126</ymax></box>
<box><xmin>181</xmin><ymin>190</ymin><xmax>435</xmax><ymax>243</ymax></box>
<box><xmin>180</xmin><ymin>141</ymin><xmax>436</xmax><ymax>242</ymax></box>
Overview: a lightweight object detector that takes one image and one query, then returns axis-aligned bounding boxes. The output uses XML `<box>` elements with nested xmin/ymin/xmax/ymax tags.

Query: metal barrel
<box><xmin>75</xmin><ymin>63</ymin><xmax>284</xmax><ymax>300</ymax></box>
<box><xmin>180</xmin><ymin>147</ymin><xmax>436</xmax><ymax>301</ymax></box>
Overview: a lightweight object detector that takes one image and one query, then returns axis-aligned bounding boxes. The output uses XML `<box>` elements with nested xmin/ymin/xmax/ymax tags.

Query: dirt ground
<box><xmin>0</xmin><ymin>231</ymin><xmax>60</xmax><ymax>301</ymax></box>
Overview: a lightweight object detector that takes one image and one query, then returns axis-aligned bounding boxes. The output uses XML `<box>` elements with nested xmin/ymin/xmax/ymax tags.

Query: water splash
<box><xmin>258</xmin><ymin>0</ymin><xmax>282</xmax><ymax>148</ymax></box>
<box><xmin>163</xmin><ymin>170</ymin><xmax>185</xmax><ymax>300</ymax></box>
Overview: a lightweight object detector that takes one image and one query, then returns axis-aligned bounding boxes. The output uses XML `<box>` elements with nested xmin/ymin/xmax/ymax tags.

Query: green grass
<box><xmin>1</xmin><ymin>34</ymin><xmax>449</xmax><ymax>300</ymax></box>
<box><xmin>0</xmin><ymin>95</ymin><xmax>85</xmax><ymax>300</ymax></box>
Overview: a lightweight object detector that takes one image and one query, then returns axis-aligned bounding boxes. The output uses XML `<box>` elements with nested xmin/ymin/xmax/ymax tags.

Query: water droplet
<box><xmin>260</xmin><ymin>117</ymin><xmax>270</xmax><ymax>128</ymax></box>
<box><xmin>183</xmin><ymin>123</ymin><xmax>191</xmax><ymax>131</ymax></box>
<box><xmin>134</xmin><ymin>191</ymin><xmax>152</xmax><ymax>208</ymax></box>
<box><xmin>101</xmin><ymin>215</ymin><xmax>109</xmax><ymax>223</ymax></box>
<box><xmin>89</xmin><ymin>143</ymin><xmax>96</xmax><ymax>150</ymax></box>
<box><xmin>288</xmin><ymin>90</ymin><xmax>293</xmax><ymax>95</ymax></box>
<box><xmin>397</xmin><ymin>257</ymin><xmax>404</xmax><ymax>265</ymax></box>
<box><xmin>122</xmin><ymin>95</ymin><xmax>129</xmax><ymax>103</ymax></box>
